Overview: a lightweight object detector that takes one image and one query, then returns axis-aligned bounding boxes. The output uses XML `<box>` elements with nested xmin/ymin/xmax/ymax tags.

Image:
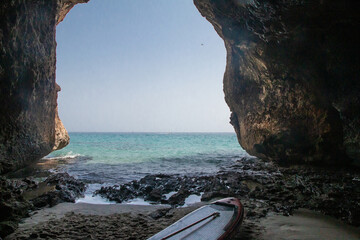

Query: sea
<box><xmin>42</xmin><ymin>132</ymin><xmax>249</xmax><ymax>204</ymax></box>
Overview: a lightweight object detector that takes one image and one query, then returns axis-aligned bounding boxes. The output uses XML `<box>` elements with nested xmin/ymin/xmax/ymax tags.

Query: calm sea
<box><xmin>44</xmin><ymin>132</ymin><xmax>249</xmax><ymax>198</ymax></box>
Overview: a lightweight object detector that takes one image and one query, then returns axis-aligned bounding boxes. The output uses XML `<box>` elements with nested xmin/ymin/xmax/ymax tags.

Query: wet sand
<box><xmin>259</xmin><ymin>209</ymin><xmax>360</xmax><ymax>240</ymax></box>
<box><xmin>6</xmin><ymin>203</ymin><xmax>360</xmax><ymax>240</ymax></box>
<box><xmin>6</xmin><ymin>202</ymin><xmax>204</xmax><ymax>240</ymax></box>
<box><xmin>10</xmin><ymin>202</ymin><xmax>172</xmax><ymax>230</ymax></box>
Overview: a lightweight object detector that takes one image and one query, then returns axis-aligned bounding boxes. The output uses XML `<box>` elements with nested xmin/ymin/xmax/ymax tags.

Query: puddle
<box><xmin>164</xmin><ymin>191</ymin><xmax>177</xmax><ymax>199</ymax></box>
<box><xmin>181</xmin><ymin>193</ymin><xmax>203</xmax><ymax>207</ymax></box>
<box><xmin>123</xmin><ymin>198</ymin><xmax>153</xmax><ymax>206</ymax></box>
<box><xmin>76</xmin><ymin>191</ymin><xmax>203</xmax><ymax>207</ymax></box>
<box><xmin>76</xmin><ymin>194</ymin><xmax>116</xmax><ymax>205</ymax></box>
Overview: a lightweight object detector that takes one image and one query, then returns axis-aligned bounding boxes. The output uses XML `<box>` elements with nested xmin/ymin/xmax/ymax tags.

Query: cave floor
<box><xmin>5</xmin><ymin>203</ymin><xmax>360</xmax><ymax>240</ymax></box>
<box><xmin>3</xmin><ymin>157</ymin><xmax>360</xmax><ymax>239</ymax></box>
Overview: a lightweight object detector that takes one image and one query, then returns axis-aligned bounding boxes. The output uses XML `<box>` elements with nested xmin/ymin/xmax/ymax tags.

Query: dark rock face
<box><xmin>0</xmin><ymin>0</ymin><xmax>87</xmax><ymax>174</ymax></box>
<box><xmin>0</xmin><ymin>0</ymin><xmax>58</xmax><ymax>174</ymax></box>
<box><xmin>194</xmin><ymin>0</ymin><xmax>360</xmax><ymax>164</ymax></box>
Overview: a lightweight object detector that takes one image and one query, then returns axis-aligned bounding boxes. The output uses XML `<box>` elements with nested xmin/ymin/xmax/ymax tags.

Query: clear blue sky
<box><xmin>56</xmin><ymin>0</ymin><xmax>232</xmax><ymax>132</ymax></box>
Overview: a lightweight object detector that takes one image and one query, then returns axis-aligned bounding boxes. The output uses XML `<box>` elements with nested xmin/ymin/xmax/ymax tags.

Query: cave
<box><xmin>0</xmin><ymin>0</ymin><xmax>360</xmax><ymax>172</ymax></box>
<box><xmin>1</xmin><ymin>0</ymin><xmax>360</xmax><ymax>238</ymax></box>
<box><xmin>1</xmin><ymin>0</ymin><xmax>360</xmax><ymax>174</ymax></box>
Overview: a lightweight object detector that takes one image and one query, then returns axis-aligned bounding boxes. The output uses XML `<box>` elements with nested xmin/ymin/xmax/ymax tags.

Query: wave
<box><xmin>44</xmin><ymin>151</ymin><xmax>83</xmax><ymax>160</ymax></box>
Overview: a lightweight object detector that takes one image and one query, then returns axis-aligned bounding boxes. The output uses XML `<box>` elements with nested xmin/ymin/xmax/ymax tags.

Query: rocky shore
<box><xmin>95</xmin><ymin>157</ymin><xmax>360</xmax><ymax>227</ymax></box>
<box><xmin>0</xmin><ymin>173</ymin><xmax>86</xmax><ymax>238</ymax></box>
<box><xmin>1</xmin><ymin>157</ymin><xmax>360</xmax><ymax>239</ymax></box>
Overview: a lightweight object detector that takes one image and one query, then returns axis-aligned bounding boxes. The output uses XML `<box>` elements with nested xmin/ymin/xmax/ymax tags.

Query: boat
<box><xmin>147</xmin><ymin>197</ymin><xmax>244</xmax><ymax>240</ymax></box>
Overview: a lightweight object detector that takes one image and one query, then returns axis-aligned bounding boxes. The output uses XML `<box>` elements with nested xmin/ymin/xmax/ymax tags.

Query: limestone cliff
<box><xmin>194</xmin><ymin>0</ymin><xmax>360</xmax><ymax>165</ymax></box>
<box><xmin>53</xmin><ymin>108</ymin><xmax>69</xmax><ymax>151</ymax></box>
<box><xmin>53</xmin><ymin>84</ymin><xmax>69</xmax><ymax>151</ymax></box>
<box><xmin>53</xmin><ymin>1</ymin><xmax>89</xmax><ymax>152</ymax></box>
<box><xmin>0</xmin><ymin>0</ymin><xmax>87</xmax><ymax>173</ymax></box>
<box><xmin>57</xmin><ymin>0</ymin><xmax>89</xmax><ymax>24</ymax></box>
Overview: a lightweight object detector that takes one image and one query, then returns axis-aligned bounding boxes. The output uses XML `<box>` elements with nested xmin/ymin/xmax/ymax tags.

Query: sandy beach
<box><xmin>6</xmin><ymin>202</ymin><xmax>360</xmax><ymax>240</ymax></box>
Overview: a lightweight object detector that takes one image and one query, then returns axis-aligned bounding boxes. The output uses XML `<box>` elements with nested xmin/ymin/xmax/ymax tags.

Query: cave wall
<box><xmin>194</xmin><ymin>0</ymin><xmax>360</xmax><ymax>164</ymax></box>
<box><xmin>0</xmin><ymin>0</ymin><xmax>87</xmax><ymax>174</ymax></box>
<box><xmin>0</xmin><ymin>0</ymin><xmax>359</xmax><ymax>173</ymax></box>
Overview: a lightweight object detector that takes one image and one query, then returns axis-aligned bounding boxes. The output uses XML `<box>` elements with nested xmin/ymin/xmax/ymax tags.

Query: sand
<box><xmin>5</xmin><ymin>202</ymin><xmax>204</xmax><ymax>240</ymax></box>
<box><xmin>11</xmin><ymin>202</ymin><xmax>170</xmax><ymax>230</ymax></box>
<box><xmin>6</xmin><ymin>203</ymin><xmax>360</xmax><ymax>240</ymax></box>
<box><xmin>259</xmin><ymin>209</ymin><xmax>360</xmax><ymax>240</ymax></box>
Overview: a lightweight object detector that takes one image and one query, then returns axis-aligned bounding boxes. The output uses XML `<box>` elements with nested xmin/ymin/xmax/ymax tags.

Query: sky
<box><xmin>56</xmin><ymin>0</ymin><xmax>232</xmax><ymax>132</ymax></box>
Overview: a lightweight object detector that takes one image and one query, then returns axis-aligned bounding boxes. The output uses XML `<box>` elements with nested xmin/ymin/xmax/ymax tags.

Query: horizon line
<box><xmin>67</xmin><ymin>131</ymin><xmax>236</xmax><ymax>134</ymax></box>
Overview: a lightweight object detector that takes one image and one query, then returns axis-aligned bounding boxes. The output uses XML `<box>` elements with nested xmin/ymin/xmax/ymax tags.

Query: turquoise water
<box><xmin>46</xmin><ymin>132</ymin><xmax>248</xmax><ymax>189</ymax></box>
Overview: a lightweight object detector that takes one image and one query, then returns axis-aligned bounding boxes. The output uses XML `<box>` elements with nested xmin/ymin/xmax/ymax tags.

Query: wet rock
<box><xmin>96</xmin><ymin>157</ymin><xmax>360</xmax><ymax>227</ymax></box>
<box><xmin>95</xmin><ymin>185</ymin><xmax>136</xmax><ymax>203</ymax></box>
<box><xmin>168</xmin><ymin>188</ymin><xmax>190</xmax><ymax>206</ymax></box>
<box><xmin>145</xmin><ymin>189</ymin><xmax>164</xmax><ymax>202</ymax></box>
<box><xmin>0</xmin><ymin>177</ymin><xmax>31</xmax><ymax>238</ymax></box>
<box><xmin>0</xmin><ymin>172</ymin><xmax>86</xmax><ymax>238</ymax></box>
<box><xmin>95</xmin><ymin>174</ymin><xmax>203</xmax><ymax>205</ymax></box>
<box><xmin>31</xmin><ymin>173</ymin><xmax>86</xmax><ymax>208</ymax></box>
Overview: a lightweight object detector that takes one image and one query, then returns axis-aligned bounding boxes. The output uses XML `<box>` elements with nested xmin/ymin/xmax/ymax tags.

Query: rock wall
<box><xmin>0</xmin><ymin>0</ymin><xmax>87</xmax><ymax>174</ymax></box>
<box><xmin>53</xmin><ymin>84</ymin><xmax>70</xmax><ymax>151</ymax></box>
<box><xmin>194</xmin><ymin>0</ymin><xmax>360</xmax><ymax>165</ymax></box>
<box><xmin>0</xmin><ymin>0</ymin><xmax>359</xmax><ymax>172</ymax></box>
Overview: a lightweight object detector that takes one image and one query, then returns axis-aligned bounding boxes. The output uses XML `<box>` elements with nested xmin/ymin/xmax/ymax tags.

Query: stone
<box><xmin>0</xmin><ymin>173</ymin><xmax>86</xmax><ymax>237</ymax></box>
<box><xmin>145</xmin><ymin>189</ymin><xmax>164</xmax><ymax>202</ymax></box>
<box><xmin>95</xmin><ymin>157</ymin><xmax>360</xmax><ymax>226</ymax></box>
<box><xmin>168</xmin><ymin>188</ymin><xmax>191</xmax><ymax>206</ymax></box>
<box><xmin>52</xmin><ymin>84</ymin><xmax>70</xmax><ymax>151</ymax></box>
<box><xmin>37</xmin><ymin>173</ymin><xmax>86</xmax><ymax>205</ymax></box>
<box><xmin>0</xmin><ymin>0</ymin><xmax>88</xmax><ymax>174</ymax></box>
<box><xmin>194</xmin><ymin>0</ymin><xmax>360</xmax><ymax>165</ymax></box>
<box><xmin>0</xmin><ymin>221</ymin><xmax>17</xmax><ymax>239</ymax></box>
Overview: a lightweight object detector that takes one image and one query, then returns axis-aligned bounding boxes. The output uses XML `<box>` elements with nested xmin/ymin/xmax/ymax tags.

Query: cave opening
<box><xmin>50</xmin><ymin>0</ymin><xmax>248</xmax><ymax>203</ymax></box>
<box><xmin>56</xmin><ymin>0</ymin><xmax>230</xmax><ymax>133</ymax></box>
